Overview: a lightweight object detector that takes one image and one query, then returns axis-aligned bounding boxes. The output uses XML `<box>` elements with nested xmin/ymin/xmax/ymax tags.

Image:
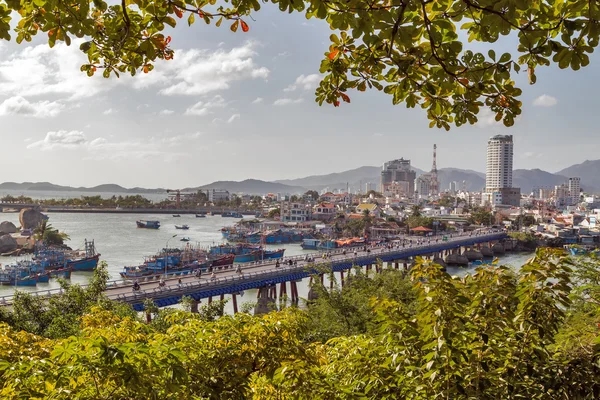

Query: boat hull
<box><xmin>263</xmin><ymin>249</ymin><xmax>285</xmax><ymax>259</ymax></box>
<box><xmin>68</xmin><ymin>255</ymin><xmax>100</xmax><ymax>271</ymax></box>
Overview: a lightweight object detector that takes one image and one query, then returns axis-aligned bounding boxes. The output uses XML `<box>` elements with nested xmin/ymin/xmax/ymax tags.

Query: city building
<box><xmin>449</xmin><ymin>181</ymin><xmax>457</xmax><ymax>194</ymax></box>
<box><xmin>380</xmin><ymin>158</ymin><xmax>416</xmax><ymax>196</ymax></box>
<box><xmin>365</xmin><ymin>182</ymin><xmax>375</xmax><ymax>193</ymax></box>
<box><xmin>484</xmin><ymin>135</ymin><xmax>520</xmax><ymax>206</ymax></box>
<box><xmin>553</xmin><ymin>184</ymin><xmax>569</xmax><ymax>208</ymax></box>
<box><xmin>280</xmin><ymin>201</ymin><xmax>312</xmax><ymax>223</ymax></box>
<box><xmin>568</xmin><ymin>177</ymin><xmax>581</xmax><ymax>205</ymax></box>
<box><xmin>383</xmin><ymin>181</ymin><xmax>411</xmax><ymax>198</ymax></box>
<box><xmin>206</xmin><ymin>189</ymin><xmax>230</xmax><ymax>202</ymax></box>
<box><xmin>312</xmin><ymin>202</ymin><xmax>337</xmax><ymax>221</ymax></box>
<box><xmin>415</xmin><ymin>175</ymin><xmax>431</xmax><ymax>199</ymax></box>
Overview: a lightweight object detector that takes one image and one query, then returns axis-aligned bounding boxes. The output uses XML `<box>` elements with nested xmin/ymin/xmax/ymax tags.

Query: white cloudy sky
<box><xmin>0</xmin><ymin>5</ymin><xmax>598</xmax><ymax>188</ymax></box>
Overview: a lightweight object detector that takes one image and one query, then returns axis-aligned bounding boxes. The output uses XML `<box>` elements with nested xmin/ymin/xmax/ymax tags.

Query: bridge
<box><xmin>0</xmin><ymin>203</ymin><xmax>255</xmax><ymax>215</ymax></box>
<box><xmin>0</xmin><ymin>231</ymin><xmax>508</xmax><ymax>312</ymax></box>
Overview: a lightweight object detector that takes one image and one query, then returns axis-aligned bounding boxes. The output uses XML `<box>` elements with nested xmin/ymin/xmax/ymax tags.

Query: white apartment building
<box><xmin>280</xmin><ymin>201</ymin><xmax>311</xmax><ymax>222</ymax></box>
<box><xmin>486</xmin><ymin>135</ymin><xmax>514</xmax><ymax>189</ymax></box>
<box><xmin>568</xmin><ymin>177</ymin><xmax>581</xmax><ymax>205</ymax></box>
<box><xmin>206</xmin><ymin>189</ymin><xmax>230</xmax><ymax>202</ymax></box>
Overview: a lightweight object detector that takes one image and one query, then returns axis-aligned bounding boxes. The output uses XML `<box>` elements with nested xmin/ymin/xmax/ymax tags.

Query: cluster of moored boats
<box><xmin>0</xmin><ymin>240</ymin><xmax>100</xmax><ymax>286</ymax></box>
<box><xmin>221</xmin><ymin>227</ymin><xmax>313</xmax><ymax>244</ymax></box>
<box><xmin>119</xmin><ymin>243</ymin><xmax>285</xmax><ymax>280</ymax></box>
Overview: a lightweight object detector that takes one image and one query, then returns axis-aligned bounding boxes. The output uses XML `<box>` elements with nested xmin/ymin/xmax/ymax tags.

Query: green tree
<box><xmin>470</xmin><ymin>208</ymin><xmax>494</xmax><ymax>226</ymax></box>
<box><xmin>267</xmin><ymin>208</ymin><xmax>280</xmax><ymax>218</ymax></box>
<box><xmin>2</xmin><ymin>1</ymin><xmax>596</xmax><ymax>128</ymax></box>
<box><xmin>304</xmin><ymin>190</ymin><xmax>319</xmax><ymax>201</ymax></box>
<box><xmin>33</xmin><ymin>220</ymin><xmax>70</xmax><ymax>246</ymax></box>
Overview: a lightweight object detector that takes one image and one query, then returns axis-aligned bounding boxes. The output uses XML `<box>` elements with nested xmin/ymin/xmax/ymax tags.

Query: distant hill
<box><xmin>511</xmin><ymin>169</ymin><xmax>569</xmax><ymax>194</ymax></box>
<box><xmin>437</xmin><ymin>168</ymin><xmax>486</xmax><ymax>192</ymax></box>
<box><xmin>274</xmin><ymin>166</ymin><xmax>382</xmax><ymax>191</ymax></box>
<box><xmin>0</xmin><ymin>182</ymin><xmax>164</xmax><ymax>194</ymax></box>
<box><xmin>275</xmin><ymin>166</ymin><xmax>486</xmax><ymax>193</ymax></box>
<box><xmin>556</xmin><ymin>160</ymin><xmax>600</xmax><ymax>191</ymax></box>
<box><xmin>192</xmin><ymin>179</ymin><xmax>305</xmax><ymax>195</ymax></box>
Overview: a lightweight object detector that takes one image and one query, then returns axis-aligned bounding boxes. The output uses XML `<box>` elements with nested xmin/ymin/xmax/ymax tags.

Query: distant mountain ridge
<box><xmin>189</xmin><ymin>179</ymin><xmax>305</xmax><ymax>195</ymax></box>
<box><xmin>0</xmin><ymin>182</ymin><xmax>165</xmax><ymax>194</ymax></box>
<box><xmin>2</xmin><ymin>159</ymin><xmax>599</xmax><ymax>197</ymax></box>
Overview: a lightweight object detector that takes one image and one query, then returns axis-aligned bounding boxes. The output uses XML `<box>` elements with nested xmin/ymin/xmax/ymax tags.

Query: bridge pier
<box><xmin>366</xmin><ymin>264</ymin><xmax>371</xmax><ymax>276</ymax></box>
<box><xmin>254</xmin><ymin>286</ymin><xmax>276</xmax><ymax>315</ymax></box>
<box><xmin>329</xmin><ymin>272</ymin><xmax>334</xmax><ymax>289</ymax></box>
<box><xmin>340</xmin><ymin>271</ymin><xmax>345</xmax><ymax>288</ymax></box>
<box><xmin>232</xmin><ymin>293</ymin><xmax>238</xmax><ymax>314</ymax></box>
<box><xmin>290</xmin><ymin>281</ymin><xmax>299</xmax><ymax>304</ymax></box>
<box><xmin>220</xmin><ymin>294</ymin><xmax>225</xmax><ymax>302</ymax></box>
<box><xmin>395</xmin><ymin>262</ymin><xmax>399</xmax><ymax>269</ymax></box>
<box><xmin>208</xmin><ymin>296</ymin><xmax>212</xmax><ymax>304</ymax></box>
<box><xmin>190</xmin><ymin>299</ymin><xmax>199</xmax><ymax>313</ymax></box>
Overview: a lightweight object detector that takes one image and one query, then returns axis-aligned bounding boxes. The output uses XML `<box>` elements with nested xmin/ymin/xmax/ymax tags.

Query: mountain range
<box><xmin>1</xmin><ymin>160</ymin><xmax>599</xmax><ymax>197</ymax></box>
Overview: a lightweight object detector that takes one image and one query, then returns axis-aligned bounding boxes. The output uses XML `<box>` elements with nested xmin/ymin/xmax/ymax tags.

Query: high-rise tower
<box><xmin>485</xmin><ymin>135</ymin><xmax>520</xmax><ymax>206</ymax></box>
<box><xmin>429</xmin><ymin>144</ymin><xmax>439</xmax><ymax>195</ymax></box>
<box><xmin>485</xmin><ymin>135</ymin><xmax>513</xmax><ymax>189</ymax></box>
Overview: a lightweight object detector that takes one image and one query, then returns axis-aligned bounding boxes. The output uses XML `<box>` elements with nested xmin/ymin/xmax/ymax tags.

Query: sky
<box><xmin>0</xmin><ymin>5</ymin><xmax>599</xmax><ymax>188</ymax></box>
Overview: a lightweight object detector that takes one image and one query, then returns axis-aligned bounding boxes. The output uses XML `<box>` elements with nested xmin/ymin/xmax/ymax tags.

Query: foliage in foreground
<box><xmin>1</xmin><ymin>249</ymin><xmax>600</xmax><ymax>399</ymax></box>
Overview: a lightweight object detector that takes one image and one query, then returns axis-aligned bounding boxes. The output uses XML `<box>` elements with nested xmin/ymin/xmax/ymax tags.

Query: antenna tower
<box><xmin>430</xmin><ymin>144</ymin><xmax>440</xmax><ymax>194</ymax></box>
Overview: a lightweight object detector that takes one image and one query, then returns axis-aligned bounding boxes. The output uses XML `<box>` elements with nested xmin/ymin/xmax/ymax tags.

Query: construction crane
<box><xmin>166</xmin><ymin>189</ymin><xmax>194</xmax><ymax>209</ymax></box>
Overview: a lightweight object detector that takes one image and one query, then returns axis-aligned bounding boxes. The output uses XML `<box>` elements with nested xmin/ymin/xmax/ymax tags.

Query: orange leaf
<box><xmin>174</xmin><ymin>7</ymin><xmax>183</xmax><ymax>18</ymax></box>
<box><xmin>241</xmin><ymin>20</ymin><xmax>249</xmax><ymax>32</ymax></box>
<box><xmin>328</xmin><ymin>49</ymin><xmax>339</xmax><ymax>60</ymax></box>
<box><xmin>340</xmin><ymin>93</ymin><xmax>350</xmax><ymax>103</ymax></box>
<box><xmin>143</xmin><ymin>65</ymin><xmax>149</xmax><ymax>73</ymax></box>
<box><xmin>165</xmin><ymin>36</ymin><xmax>172</xmax><ymax>44</ymax></box>
<box><xmin>333</xmin><ymin>100</ymin><xmax>340</xmax><ymax>107</ymax></box>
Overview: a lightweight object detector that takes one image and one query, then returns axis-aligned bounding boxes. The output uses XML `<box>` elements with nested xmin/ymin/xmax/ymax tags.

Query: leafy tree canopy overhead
<box><xmin>2</xmin><ymin>0</ymin><xmax>596</xmax><ymax>129</ymax></box>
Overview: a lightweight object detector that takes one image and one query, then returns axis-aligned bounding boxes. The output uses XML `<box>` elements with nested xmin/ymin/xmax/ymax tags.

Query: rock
<box><xmin>19</xmin><ymin>208</ymin><xmax>47</xmax><ymax>230</ymax></box>
<box><xmin>445</xmin><ymin>254</ymin><xmax>469</xmax><ymax>266</ymax></box>
<box><xmin>0</xmin><ymin>234</ymin><xmax>18</xmax><ymax>254</ymax></box>
<box><xmin>463</xmin><ymin>249</ymin><xmax>484</xmax><ymax>261</ymax></box>
<box><xmin>0</xmin><ymin>221</ymin><xmax>17</xmax><ymax>234</ymax></box>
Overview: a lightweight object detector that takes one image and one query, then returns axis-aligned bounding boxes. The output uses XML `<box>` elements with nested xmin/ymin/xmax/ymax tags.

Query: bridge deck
<box><xmin>0</xmin><ymin>231</ymin><xmax>508</xmax><ymax>311</ymax></box>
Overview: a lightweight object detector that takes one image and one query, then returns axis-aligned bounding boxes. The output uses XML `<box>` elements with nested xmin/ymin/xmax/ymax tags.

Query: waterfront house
<box><xmin>313</xmin><ymin>202</ymin><xmax>337</xmax><ymax>222</ymax></box>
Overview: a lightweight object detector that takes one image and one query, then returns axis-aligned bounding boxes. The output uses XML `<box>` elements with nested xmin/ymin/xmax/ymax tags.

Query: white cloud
<box><xmin>273</xmin><ymin>98</ymin><xmax>304</xmax><ymax>106</ymax></box>
<box><xmin>476</xmin><ymin>107</ymin><xmax>502</xmax><ymax>128</ymax></box>
<box><xmin>103</xmin><ymin>108</ymin><xmax>116</xmax><ymax>115</ymax></box>
<box><xmin>522</xmin><ymin>151</ymin><xmax>543</xmax><ymax>159</ymax></box>
<box><xmin>0</xmin><ymin>96</ymin><xmax>64</xmax><ymax>118</ymax></box>
<box><xmin>0</xmin><ymin>40</ymin><xmax>113</xmax><ymax>100</ymax></box>
<box><xmin>227</xmin><ymin>114</ymin><xmax>240</xmax><ymax>123</ymax></box>
<box><xmin>252</xmin><ymin>97</ymin><xmax>263</xmax><ymax>104</ymax></box>
<box><xmin>533</xmin><ymin>94</ymin><xmax>558</xmax><ymax>107</ymax></box>
<box><xmin>159</xmin><ymin>109</ymin><xmax>175</xmax><ymax>115</ymax></box>
<box><xmin>27</xmin><ymin>130</ymin><xmax>87</xmax><ymax>150</ymax></box>
<box><xmin>284</xmin><ymin>74</ymin><xmax>321</xmax><ymax>92</ymax></box>
<box><xmin>184</xmin><ymin>95</ymin><xmax>227</xmax><ymax>116</ymax></box>
<box><xmin>133</xmin><ymin>41</ymin><xmax>270</xmax><ymax>96</ymax></box>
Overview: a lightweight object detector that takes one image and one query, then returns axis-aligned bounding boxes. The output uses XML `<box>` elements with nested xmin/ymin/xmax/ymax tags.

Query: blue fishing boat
<box><xmin>0</xmin><ymin>262</ymin><xmax>39</xmax><ymax>286</ymax></box>
<box><xmin>234</xmin><ymin>250</ymin><xmax>262</xmax><ymax>263</ymax></box>
<box><xmin>120</xmin><ymin>247</ymin><xmax>210</xmax><ymax>279</ymax></box>
<box><xmin>263</xmin><ymin>249</ymin><xmax>285</xmax><ymax>259</ymax></box>
<box><xmin>136</xmin><ymin>220</ymin><xmax>160</xmax><ymax>229</ymax></box>
<box><xmin>68</xmin><ymin>240</ymin><xmax>100</xmax><ymax>271</ymax></box>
